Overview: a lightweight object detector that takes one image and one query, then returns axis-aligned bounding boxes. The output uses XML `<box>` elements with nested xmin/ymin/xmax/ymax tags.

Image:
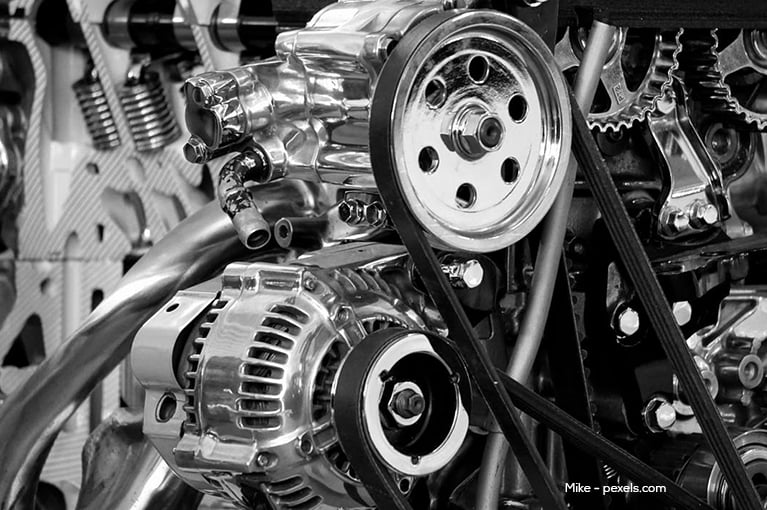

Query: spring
<box><xmin>119</xmin><ymin>67</ymin><xmax>180</xmax><ymax>152</ymax></box>
<box><xmin>73</xmin><ymin>70</ymin><xmax>121</xmax><ymax>150</ymax></box>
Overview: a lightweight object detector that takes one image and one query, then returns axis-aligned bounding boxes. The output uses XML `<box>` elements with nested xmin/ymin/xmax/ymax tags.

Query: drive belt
<box><xmin>568</xmin><ymin>89</ymin><xmax>761</xmax><ymax>509</ymax></box>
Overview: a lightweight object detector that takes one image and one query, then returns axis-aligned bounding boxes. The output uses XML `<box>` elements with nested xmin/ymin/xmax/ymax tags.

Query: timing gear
<box><xmin>555</xmin><ymin>26</ymin><xmax>680</xmax><ymax>132</ymax></box>
<box><xmin>132</xmin><ymin>259</ymin><xmax>468</xmax><ymax>510</ymax></box>
<box><xmin>681</xmin><ymin>29</ymin><xmax>767</xmax><ymax>130</ymax></box>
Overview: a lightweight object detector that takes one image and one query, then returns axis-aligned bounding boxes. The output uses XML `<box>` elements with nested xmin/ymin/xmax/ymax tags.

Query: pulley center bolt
<box><xmin>391</xmin><ymin>388</ymin><xmax>426</xmax><ymax>420</ymax></box>
<box><xmin>442</xmin><ymin>106</ymin><xmax>504</xmax><ymax>158</ymax></box>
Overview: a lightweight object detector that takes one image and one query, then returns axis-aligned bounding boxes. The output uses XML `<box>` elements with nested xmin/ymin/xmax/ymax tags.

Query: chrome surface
<box><xmin>683</xmin><ymin>288</ymin><xmax>767</xmax><ymax>421</ymax></box>
<box><xmin>555</xmin><ymin>26</ymin><xmax>679</xmax><ymax>132</ymax></box>
<box><xmin>647</xmin><ymin>79</ymin><xmax>729</xmax><ymax>240</ymax></box>
<box><xmin>217</xmin><ymin>150</ymin><xmax>272</xmax><ymax>249</ymax></box>
<box><xmin>354</xmin><ymin>332</ymin><xmax>469</xmax><ymax>476</ymax></box>
<box><xmin>0</xmin><ymin>181</ymin><xmax>318</xmax><ymax>509</ymax></box>
<box><xmin>183</xmin><ymin>0</ymin><xmax>444</xmax><ymax>191</ymax></box>
<box><xmin>388</xmin><ymin>10</ymin><xmax>572</xmax><ymax>252</ymax></box>
<box><xmin>678</xmin><ymin>430</ymin><xmax>767</xmax><ymax>509</ymax></box>
<box><xmin>75</xmin><ymin>408</ymin><xmax>202</xmax><ymax>510</ymax></box>
<box><xmin>133</xmin><ymin>259</ymin><xmax>429</xmax><ymax>509</ymax></box>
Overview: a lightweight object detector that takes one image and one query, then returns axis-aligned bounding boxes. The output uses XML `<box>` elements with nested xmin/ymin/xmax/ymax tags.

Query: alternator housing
<box><xmin>132</xmin><ymin>260</ymin><xmax>428</xmax><ymax>509</ymax></box>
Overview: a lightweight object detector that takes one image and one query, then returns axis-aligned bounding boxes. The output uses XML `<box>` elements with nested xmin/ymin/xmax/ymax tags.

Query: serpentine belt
<box><xmin>334</xmin><ymin>10</ymin><xmax>759</xmax><ymax>510</ymax></box>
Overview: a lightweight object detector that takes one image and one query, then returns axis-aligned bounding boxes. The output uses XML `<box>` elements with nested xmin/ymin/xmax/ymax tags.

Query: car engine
<box><xmin>2</xmin><ymin>1</ymin><xmax>767</xmax><ymax>510</ymax></box>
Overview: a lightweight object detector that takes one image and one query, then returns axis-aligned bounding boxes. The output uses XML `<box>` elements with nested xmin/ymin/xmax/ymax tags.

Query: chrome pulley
<box><xmin>682</xmin><ymin>29</ymin><xmax>767</xmax><ymax>130</ymax></box>
<box><xmin>334</xmin><ymin>328</ymin><xmax>471</xmax><ymax>478</ymax></box>
<box><xmin>555</xmin><ymin>26</ymin><xmax>679</xmax><ymax>132</ymax></box>
<box><xmin>372</xmin><ymin>10</ymin><xmax>571</xmax><ymax>253</ymax></box>
<box><xmin>678</xmin><ymin>430</ymin><xmax>767</xmax><ymax>509</ymax></box>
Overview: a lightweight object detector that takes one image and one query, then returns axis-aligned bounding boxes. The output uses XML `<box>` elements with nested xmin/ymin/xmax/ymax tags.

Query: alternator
<box><xmin>132</xmin><ymin>259</ymin><xmax>469</xmax><ymax>510</ymax></box>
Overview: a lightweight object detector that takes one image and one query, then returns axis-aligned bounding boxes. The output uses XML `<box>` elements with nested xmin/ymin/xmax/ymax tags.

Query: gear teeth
<box><xmin>680</xmin><ymin>29</ymin><xmax>767</xmax><ymax>130</ymax></box>
<box><xmin>559</xmin><ymin>28</ymin><xmax>682</xmax><ymax>133</ymax></box>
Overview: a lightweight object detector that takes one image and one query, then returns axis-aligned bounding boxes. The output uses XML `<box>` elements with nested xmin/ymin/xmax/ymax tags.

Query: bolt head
<box><xmin>661</xmin><ymin>207</ymin><xmax>690</xmax><ymax>235</ymax></box>
<box><xmin>698</xmin><ymin>203</ymin><xmax>719</xmax><ymax>226</ymax></box>
<box><xmin>672</xmin><ymin>301</ymin><xmax>692</xmax><ymax>326</ymax></box>
<box><xmin>183</xmin><ymin>137</ymin><xmax>208</xmax><ymax>164</ymax></box>
<box><xmin>462</xmin><ymin>260</ymin><xmax>484</xmax><ymax>289</ymax></box>
<box><xmin>654</xmin><ymin>402</ymin><xmax>677</xmax><ymax>430</ymax></box>
<box><xmin>616</xmin><ymin>307</ymin><xmax>640</xmax><ymax>336</ymax></box>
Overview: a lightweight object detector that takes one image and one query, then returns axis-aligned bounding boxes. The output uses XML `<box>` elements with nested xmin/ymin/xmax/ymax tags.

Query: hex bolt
<box><xmin>364</xmin><ymin>202</ymin><xmax>387</xmax><ymax>226</ymax></box>
<box><xmin>643</xmin><ymin>396</ymin><xmax>677</xmax><ymax>432</ymax></box>
<box><xmin>688</xmin><ymin>201</ymin><xmax>719</xmax><ymax>229</ymax></box>
<box><xmin>338</xmin><ymin>199</ymin><xmax>365</xmax><ymax>225</ymax></box>
<box><xmin>672</xmin><ymin>301</ymin><xmax>693</xmax><ymax>326</ymax></box>
<box><xmin>441</xmin><ymin>259</ymin><xmax>484</xmax><ymax>289</ymax></box>
<box><xmin>660</xmin><ymin>207</ymin><xmax>690</xmax><ymax>235</ymax></box>
<box><xmin>614</xmin><ymin>306</ymin><xmax>640</xmax><ymax>337</ymax></box>
<box><xmin>391</xmin><ymin>389</ymin><xmax>426</xmax><ymax>419</ymax></box>
<box><xmin>183</xmin><ymin>136</ymin><xmax>209</xmax><ymax>164</ymax></box>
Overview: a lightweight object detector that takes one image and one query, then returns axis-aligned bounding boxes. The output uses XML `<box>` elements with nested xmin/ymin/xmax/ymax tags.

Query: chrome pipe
<box><xmin>218</xmin><ymin>150</ymin><xmax>272</xmax><ymax>249</ymax></box>
<box><xmin>475</xmin><ymin>20</ymin><xmax>618</xmax><ymax>510</ymax></box>
<box><xmin>0</xmin><ymin>180</ymin><xmax>318</xmax><ymax>509</ymax></box>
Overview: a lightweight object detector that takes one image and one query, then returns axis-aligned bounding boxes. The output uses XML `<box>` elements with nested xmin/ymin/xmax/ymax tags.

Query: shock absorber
<box><xmin>119</xmin><ymin>58</ymin><xmax>180</xmax><ymax>152</ymax></box>
<box><xmin>73</xmin><ymin>67</ymin><xmax>121</xmax><ymax>150</ymax></box>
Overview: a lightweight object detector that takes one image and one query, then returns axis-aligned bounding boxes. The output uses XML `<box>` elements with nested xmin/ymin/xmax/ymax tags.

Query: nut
<box><xmin>183</xmin><ymin>136</ymin><xmax>209</xmax><ymax>164</ymax></box>
<box><xmin>688</xmin><ymin>201</ymin><xmax>719</xmax><ymax>228</ymax></box>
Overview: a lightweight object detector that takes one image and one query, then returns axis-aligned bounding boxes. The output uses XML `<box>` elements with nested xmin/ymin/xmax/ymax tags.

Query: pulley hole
<box><xmin>467</xmin><ymin>56</ymin><xmax>489</xmax><ymax>83</ymax></box>
<box><xmin>501</xmin><ymin>158</ymin><xmax>520</xmax><ymax>184</ymax></box>
<box><xmin>156</xmin><ymin>393</ymin><xmax>177</xmax><ymax>423</ymax></box>
<box><xmin>508</xmin><ymin>94</ymin><xmax>528</xmax><ymax>122</ymax></box>
<box><xmin>418</xmin><ymin>147</ymin><xmax>439</xmax><ymax>173</ymax></box>
<box><xmin>425</xmin><ymin>79</ymin><xmax>447</xmax><ymax>109</ymax></box>
<box><xmin>455</xmin><ymin>183</ymin><xmax>476</xmax><ymax>209</ymax></box>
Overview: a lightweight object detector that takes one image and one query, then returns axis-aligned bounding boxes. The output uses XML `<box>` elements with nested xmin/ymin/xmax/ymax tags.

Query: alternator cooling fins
<box><xmin>679</xmin><ymin>29</ymin><xmax>767</xmax><ymax>130</ymax></box>
<box><xmin>555</xmin><ymin>27</ymin><xmax>681</xmax><ymax>132</ymax></box>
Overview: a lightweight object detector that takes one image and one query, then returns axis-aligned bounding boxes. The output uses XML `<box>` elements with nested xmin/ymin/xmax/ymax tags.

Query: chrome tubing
<box><xmin>475</xmin><ymin>20</ymin><xmax>618</xmax><ymax>510</ymax></box>
<box><xmin>0</xmin><ymin>180</ymin><xmax>317</xmax><ymax>509</ymax></box>
<box><xmin>218</xmin><ymin>150</ymin><xmax>272</xmax><ymax>250</ymax></box>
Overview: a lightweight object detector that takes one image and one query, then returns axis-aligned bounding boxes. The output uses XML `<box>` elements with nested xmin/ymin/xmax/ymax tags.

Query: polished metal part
<box><xmin>386</xmin><ymin>11</ymin><xmax>572</xmax><ymax>252</ymax></box>
<box><xmin>73</xmin><ymin>68</ymin><xmax>121</xmax><ymax>150</ymax></box>
<box><xmin>120</xmin><ymin>59</ymin><xmax>181</xmax><ymax>152</ymax></box>
<box><xmin>217</xmin><ymin>151</ymin><xmax>272</xmax><ymax>249</ymax></box>
<box><xmin>678</xmin><ymin>429</ymin><xmax>767</xmax><ymax>509</ymax></box>
<box><xmin>647</xmin><ymin>79</ymin><xmax>729</xmax><ymax>240</ymax></box>
<box><xmin>133</xmin><ymin>260</ymin><xmax>429</xmax><ymax>509</ymax></box>
<box><xmin>555</xmin><ymin>26</ymin><xmax>680</xmax><ymax>132</ymax></box>
<box><xmin>75</xmin><ymin>408</ymin><xmax>201</xmax><ymax>510</ymax></box>
<box><xmin>0</xmin><ymin>181</ymin><xmax>319</xmax><ymax>510</ymax></box>
<box><xmin>682</xmin><ymin>288</ymin><xmax>767</xmax><ymax>422</ymax></box>
<box><xmin>441</xmin><ymin>259</ymin><xmax>484</xmax><ymax>289</ymax></box>
<box><xmin>183</xmin><ymin>0</ymin><xmax>444</xmax><ymax>192</ymax></box>
<box><xmin>351</xmin><ymin>331</ymin><xmax>469</xmax><ymax>476</ymax></box>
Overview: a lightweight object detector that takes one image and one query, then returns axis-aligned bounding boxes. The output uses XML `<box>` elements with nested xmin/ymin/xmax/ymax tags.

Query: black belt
<box><xmin>334</xmin><ymin>10</ymin><xmax>757</xmax><ymax>510</ymax></box>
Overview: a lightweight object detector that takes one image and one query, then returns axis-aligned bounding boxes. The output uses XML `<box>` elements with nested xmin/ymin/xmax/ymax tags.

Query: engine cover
<box><xmin>132</xmin><ymin>258</ymin><xmax>468</xmax><ymax>509</ymax></box>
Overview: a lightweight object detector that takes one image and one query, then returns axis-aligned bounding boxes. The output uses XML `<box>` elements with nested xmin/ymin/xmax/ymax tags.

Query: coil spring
<box><xmin>73</xmin><ymin>72</ymin><xmax>121</xmax><ymax>150</ymax></box>
<box><xmin>119</xmin><ymin>69</ymin><xmax>180</xmax><ymax>152</ymax></box>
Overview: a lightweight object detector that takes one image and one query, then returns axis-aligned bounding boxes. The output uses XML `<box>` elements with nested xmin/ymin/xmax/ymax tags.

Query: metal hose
<box><xmin>475</xmin><ymin>20</ymin><xmax>618</xmax><ymax>510</ymax></box>
<box><xmin>0</xmin><ymin>180</ymin><xmax>318</xmax><ymax>509</ymax></box>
